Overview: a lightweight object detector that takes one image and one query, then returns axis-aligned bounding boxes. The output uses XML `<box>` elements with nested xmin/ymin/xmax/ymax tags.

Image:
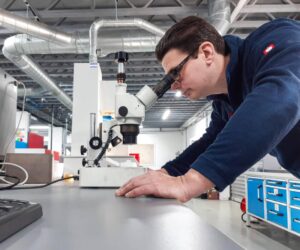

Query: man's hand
<box><xmin>115</xmin><ymin>168</ymin><xmax>214</xmax><ymax>203</ymax></box>
<box><xmin>157</xmin><ymin>168</ymin><xmax>168</xmax><ymax>174</ymax></box>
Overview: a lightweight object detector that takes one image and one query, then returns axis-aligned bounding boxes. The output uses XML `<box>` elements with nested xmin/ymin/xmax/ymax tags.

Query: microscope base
<box><xmin>79</xmin><ymin>167</ymin><xmax>147</xmax><ymax>187</ymax></box>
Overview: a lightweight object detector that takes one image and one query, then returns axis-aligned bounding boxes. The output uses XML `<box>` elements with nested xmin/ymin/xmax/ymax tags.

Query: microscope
<box><xmin>79</xmin><ymin>51</ymin><xmax>178</xmax><ymax>187</ymax></box>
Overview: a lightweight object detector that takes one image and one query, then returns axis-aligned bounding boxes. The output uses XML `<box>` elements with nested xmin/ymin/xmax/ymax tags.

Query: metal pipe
<box><xmin>208</xmin><ymin>0</ymin><xmax>231</xmax><ymax>35</ymax></box>
<box><xmin>2</xmin><ymin>45</ymin><xmax>73</xmax><ymax>109</ymax></box>
<box><xmin>0</xmin><ymin>9</ymin><xmax>74</xmax><ymax>110</ymax></box>
<box><xmin>3</xmin><ymin>33</ymin><xmax>161</xmax><ymax>56</ymax></box>
<box><xmin>89</xmin><ymin>18</ymin><xmax>165</xmax><ymax>65</ymax></box>
<box><xmin>0</xmin><ymin>8</ymin><xmax>74</xmax><ymax>45</ymax></box>
<box><xmin>50</xmin><ymin>105</ymin><xmax>54</xmax><ymax>150</ymax></box>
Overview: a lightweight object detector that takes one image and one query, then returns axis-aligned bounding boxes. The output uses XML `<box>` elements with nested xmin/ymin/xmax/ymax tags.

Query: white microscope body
<box><xmin>79</xmin><ymin>51</ymin><xmax>175</xmax><ymax>187</ymax></box>
<box><xmin>79</xmin><ymin>83</ymin><xmax>158</xmax><ymax>187</ymax></box>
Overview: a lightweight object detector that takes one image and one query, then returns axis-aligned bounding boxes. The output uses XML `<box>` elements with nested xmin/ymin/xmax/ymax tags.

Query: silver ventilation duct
<box><xmin>0</xmin><ymin>8</ymin><xmax>73</xmax><ymax>44</ymax></box>
<box><xmin>208</xmin><ymin>0</ymin><xmax>231</xmax><ymax>35</ymax></box>
<box><xmin>0</xmin><ymin>8</ymin><xmax>74</xmax><ymax>110</ymax></box>
<box><xmin>2</xmin><ymin>47</ymin><xmax>73</xmax><ymax>110</ymax></box>
<box><xmin>89</xmin><ymin>18</ymin><xmax>165</xmax><ymax>64</ymax></box>
<box><xmin>3</xmin><ymin>32</ymin><xmax>161</xmax><ymax>57</ymax></box>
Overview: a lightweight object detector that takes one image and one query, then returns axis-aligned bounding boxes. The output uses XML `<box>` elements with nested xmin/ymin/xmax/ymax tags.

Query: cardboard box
<box><xmin>1</xmin><ymin>153</ymin><xmax>52</xmax><ymax>184</ymax></box>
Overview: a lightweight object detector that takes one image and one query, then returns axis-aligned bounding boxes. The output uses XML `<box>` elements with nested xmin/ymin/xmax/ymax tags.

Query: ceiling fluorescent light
<box><xmin>162</xmin><ymin>109</ymin><xmax>171</xmax><ymax>120</ymax></box>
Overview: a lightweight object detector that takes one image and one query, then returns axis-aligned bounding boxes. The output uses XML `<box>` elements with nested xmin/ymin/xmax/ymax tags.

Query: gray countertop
<box><xmin>0</xmin><ymin>183</ymin><xmax>243</xmax><ymax>250</ymax></box>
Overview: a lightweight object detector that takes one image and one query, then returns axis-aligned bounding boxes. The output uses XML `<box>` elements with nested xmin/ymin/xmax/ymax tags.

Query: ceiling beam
<box><xmin>45</xmin><ymin>0</ymin><xmax>62</xmax><ymax>11</ymax></box>
<box><xmin>230</xmin><ymin>20</ymin><xmax>268</xmax><ymax>28</ymax></box>
<box><xmin>241</xmin><ymin>4</ymin><xmax>300</xmax><ymax>13</ymax></box>
<box><xmin>11</xmin><ymin>6</ymin><xmax>208</xmax><ymax>19</ymax></box>
<box><xmin>230</xmin><ymin>0</ymin><xmax>251</xmax><ymax>23</ymax></box>
<box><xmin>2</xmin><ymin>0</ymin><xmax>16</xmax><ymax>9</ymax></box>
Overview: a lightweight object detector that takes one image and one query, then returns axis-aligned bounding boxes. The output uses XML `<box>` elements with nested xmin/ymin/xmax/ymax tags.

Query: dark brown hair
<box><xmin>155</xmin><ymin>16</ymin><xmax>226</xmax><ymax>62</ymax></box>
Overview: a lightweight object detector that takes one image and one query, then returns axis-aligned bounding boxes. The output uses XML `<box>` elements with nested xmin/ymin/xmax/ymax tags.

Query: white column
<box><xmin>48</xmin><ymin>126</ymin><xmax>64</xmax><ymax>155</ymax></box>
<box><xmin>0</xmin><ymin>69</ymin><xmax>17</xmax><ymax>156</ymax></box>
<box><xmin>64</xmin><ymin>64</ymin><xmax>103</xmax><ymax>173</ymax></box>
<box><xmin>71</xmin><ymin>63</ymin><xmax>102</xmax><ymax>156</ymax></box>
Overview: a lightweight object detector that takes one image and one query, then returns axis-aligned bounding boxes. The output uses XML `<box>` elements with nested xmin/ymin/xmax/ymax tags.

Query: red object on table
<box><xmin>129</xmin><ymin>153</ymin><xmax>140</xmax><ymax>163</ymax></box>
<box><xmin>45</xmin><ymin>150</ymin><xmax>60</xmax><ymax>161</ymax></box>
<box><xmin>28</xmin><ymin>132</ymin><xmax>44</xmax><ymax>148</ymax></box>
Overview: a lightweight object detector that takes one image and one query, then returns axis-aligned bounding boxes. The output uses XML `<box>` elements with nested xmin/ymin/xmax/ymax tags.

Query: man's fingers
<box><xmin>115</xmin><ymin>173</ymin><xmax>152</xmax><ymax>196</ymax></box>
<box><xmin>125</xmin><ymin>184</ymin><xmax>155</xmax><ymax>198</ymax></box>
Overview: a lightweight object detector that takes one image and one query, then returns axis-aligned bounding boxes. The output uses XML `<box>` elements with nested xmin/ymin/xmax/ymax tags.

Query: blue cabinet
<box><xmin>246</xmin><ymin>174</ymin><xmax>300</xmax><ymax>237</ymax></box>
<box><xmin>290</xmin><ymin>191</ymin><xmax>300</xmax><ymax>207</ymax></box>
<box><xmin>266</xmin><ymin>186</ymin><xmax>287</xmax><ymax>203</ymax></box>
<box><xmin>266</xmin><ymin>201</ymin><xmax>288</xmax><ymax>228</ymax></box>
<box><xmin>291</xmin><ymin>208</ymin><xmax>300</xmax><ymax>234</ymax></box>
<box><xmin>247</xmin><ymin>178</ymin><xmax>264</xmax><ymax>219</ymax></box>
<box><xmin>290</xmin><ymin>182</ymin><xmax>300</xmax><ymax>190</ymax></box>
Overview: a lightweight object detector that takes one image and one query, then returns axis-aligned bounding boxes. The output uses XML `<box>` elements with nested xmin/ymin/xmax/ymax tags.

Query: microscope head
<box><xmin>113</xmin><ymin>50</ymin><xmax>177</xmax><ymax>145</ymax></box>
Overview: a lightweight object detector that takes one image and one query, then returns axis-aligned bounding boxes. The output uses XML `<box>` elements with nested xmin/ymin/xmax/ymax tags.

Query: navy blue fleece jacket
<box><xmin>163</xmin><ymin>18</ymin><xmax>300</xmax><ymax>191</ymax></box>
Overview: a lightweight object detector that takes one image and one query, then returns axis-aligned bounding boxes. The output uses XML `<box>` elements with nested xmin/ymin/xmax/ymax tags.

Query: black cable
<box><xmin>94</xmin><ymin>125</ymin><xmax>119</xmax><ymax>165</ymax></box>
<box><xmin>0</xmin><ymin>175</ymin><xmax>79</xmax><ymax>190</ymax></box>
<box><xmin>241</xmin><ymin>212</ymin><xmax>247</xmax><ymax>223</ymax></box>
<box><xmin>94</xmin><ymin>130</ymin><xmax>113</xmax><ymax>165</ymax></box>
<box><xmin>0</xmin><ymin>175</ymin><xmax>21</xmax><ymax>190</ymax></box>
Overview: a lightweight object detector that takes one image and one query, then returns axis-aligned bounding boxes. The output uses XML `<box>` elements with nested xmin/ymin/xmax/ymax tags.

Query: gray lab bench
<box><xmin>0</xmin><ymin>184</ymin><xmax>243</xmax><ymax>250</ymax></box>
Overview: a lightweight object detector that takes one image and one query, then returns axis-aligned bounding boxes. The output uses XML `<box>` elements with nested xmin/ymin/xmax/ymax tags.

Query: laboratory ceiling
<box><xmin>0</xmin><ymin>0</ymin><xmax>299</xmax><ymax>129</ymax></box>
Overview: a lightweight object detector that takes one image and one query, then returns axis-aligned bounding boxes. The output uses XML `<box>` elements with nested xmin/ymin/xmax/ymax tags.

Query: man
<box><xmin>116</xmin><ymin>16</ymin><xmax>300</xmax><ymax>202</ymax></box>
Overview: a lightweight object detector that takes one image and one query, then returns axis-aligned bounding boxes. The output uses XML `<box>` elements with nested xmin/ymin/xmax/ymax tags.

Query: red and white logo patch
<box><xmin>263</xmin><ymin>43</ymin><xmax>275</xmax><ymax>55</ymax></box>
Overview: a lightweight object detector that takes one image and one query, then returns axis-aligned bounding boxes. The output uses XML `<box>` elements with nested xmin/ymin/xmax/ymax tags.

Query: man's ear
<box><xmin>198</xmin><ymin>42</ymin><xmax>214</xmax><ymax>65</ymax></box>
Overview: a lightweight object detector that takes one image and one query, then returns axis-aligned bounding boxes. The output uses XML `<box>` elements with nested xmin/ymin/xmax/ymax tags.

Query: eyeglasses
<box><xmin>168</xmin><ymin>53</ymin><xmax>194</xmax><ymax>85</ymax></box>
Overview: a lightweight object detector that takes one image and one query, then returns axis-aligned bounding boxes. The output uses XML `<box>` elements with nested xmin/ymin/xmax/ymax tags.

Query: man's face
<box><xmin>161</xmin><ymin>47</ymin><xmax>214</xmax><ymax>100</ymax></box>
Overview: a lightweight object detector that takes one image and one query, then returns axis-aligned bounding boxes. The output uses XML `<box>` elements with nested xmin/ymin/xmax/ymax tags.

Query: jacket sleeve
<box><xmin>162</xmin><ymin>100</ymin><xmax>227</xmax><ymax>176</ymax></box>
<box><xmin>191</xmin><ymin>44</ymin><xmax>300</xmax><ymax>191</ymax></box>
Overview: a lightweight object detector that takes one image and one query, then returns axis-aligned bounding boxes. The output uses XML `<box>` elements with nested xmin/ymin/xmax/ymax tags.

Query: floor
<box><xmin>185</xmin><ymin>199</ymin><xmax>300</xmax><ymax>250</ymax></box>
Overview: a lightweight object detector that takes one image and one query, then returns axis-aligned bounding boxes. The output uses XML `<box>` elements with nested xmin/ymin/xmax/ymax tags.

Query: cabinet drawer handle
<box><xmin>268</xmin><ymin>210</ymin><xmax>283</xmax><ymax>216</ymax></box>
<box><xmin>257</xmin><ymin>185</ymin><xmax>263</xmax><ymax>202</ymax></box>
<box><xmin>268</xmin><ymin>181</ymin><xmax>283</xmax><ymax>185</ymax></box>
<box><xmin>293</xmin><ymin>218</ymin><xmax>300</xmax><ymax>224</ymax></box>
<box><xmin>267</xmin><ymin>192</ymin><xmax>283</xmax><ymax>197</ymax></box>
<box><xmin>292</xmin><ymin>197</ymin><xmax>300</xmax><ymax>201</ymax></box>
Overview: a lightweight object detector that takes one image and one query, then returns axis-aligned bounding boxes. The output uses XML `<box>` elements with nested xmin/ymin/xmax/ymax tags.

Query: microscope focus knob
<box><xmin>89</xmin><ymin>137</ymin><xmax>102</xmax><ymax>150</ymax></box>
<box><xmin>118</xmin><ymin>106</ymin><xmax>128</xmax><ymax>117</ymax></box>
<box><xmin>80</xmin><ymin>145</ymin><xmax>87</xmax><ymax>155</ymax></box>
<box><xmin>82</xmin><ymin>158</ymin><xmax>88</xmax><ymax>166</ymax></box>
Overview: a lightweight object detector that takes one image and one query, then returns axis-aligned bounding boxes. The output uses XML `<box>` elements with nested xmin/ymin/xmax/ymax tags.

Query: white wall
<box><xmin>138</xmin><ymin>131</ymin><xmax>184</xmax><ymax>169</ymax></box>
<box><xmin>185</xmin><ymin>113</ymin><xmax>210</xmax><ymax>148</ymax></box>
